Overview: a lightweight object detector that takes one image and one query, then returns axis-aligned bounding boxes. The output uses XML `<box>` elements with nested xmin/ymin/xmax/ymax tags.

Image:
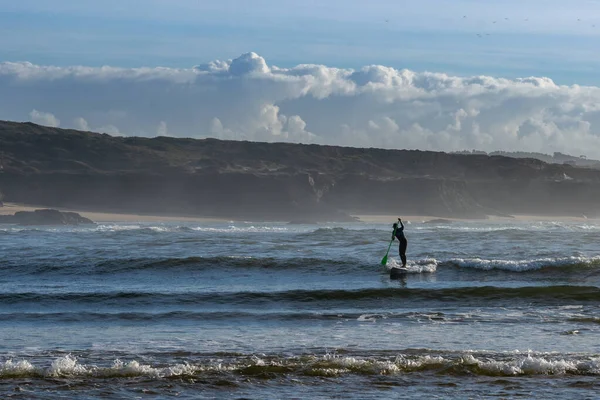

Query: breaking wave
<box><xmin>7</xmin><ymin>253</ymin><xmax>599</xmax><ymax>276</ymax></box>
<box><xmin>2</xmin><ymin>351</ymin><xmax>600</xmax><ymax>380</ymax></box>
<box><xmin>445</xmin><ymin>256</ymin><xmax>600</xmax><ymax>271</ymax></box>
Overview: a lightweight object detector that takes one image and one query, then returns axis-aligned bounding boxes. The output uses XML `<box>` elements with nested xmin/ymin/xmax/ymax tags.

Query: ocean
<box><xmin>1</xmin><ymin>217</ymin><xmax>600</xmax><ymax>399</ymax></box>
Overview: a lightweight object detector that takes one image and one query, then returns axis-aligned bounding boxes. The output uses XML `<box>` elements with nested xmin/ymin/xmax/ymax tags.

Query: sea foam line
<box><xmin>3</xmin><ymin>352</ymin><xmax>600</xmax><ymax>379</ymax></box>
<box><xmin>387</xmin><ymin>254</ymin><xmax>600</xmax><ymax>273</ymax></box>
<box><xmin>447</xmin><ymin>255</ymin><xmax>600</xmax><ymax>271</ymax></box>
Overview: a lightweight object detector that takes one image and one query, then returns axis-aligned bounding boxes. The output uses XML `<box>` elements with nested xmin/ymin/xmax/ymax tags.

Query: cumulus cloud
<box><xmin>73</xmin><ymin>117</ymin><xmax>90</xmax><ymax>131</ymax></box>
<box><xmin>29</xmin><ymin>109</ymin><xmax>60</xmax><ymax>127</ymax></box>
<box><xmin>72</xmin><ymin>116</ymin><xmax>123</xmax><ymax>136</ymax></box>
<box><xmin>2</xmin><ymin>52</ymin><xmax>600</xmax><ymax>157</ymax></box>
<box><xmin>157</xmin><ymin>121</ymin><xmax>169</xmax><ymax>137</ymax></box>
<box><xmin>209</xmin><ymin>117</ymin><xmax>235</xmax><ymax>140</ymax></box>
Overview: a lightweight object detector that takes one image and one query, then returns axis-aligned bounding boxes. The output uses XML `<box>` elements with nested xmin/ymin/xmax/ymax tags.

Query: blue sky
<box><xmin>1</xmin><ymin>0</ymin><xmax>600</xmax><ymax>84</ymax></box>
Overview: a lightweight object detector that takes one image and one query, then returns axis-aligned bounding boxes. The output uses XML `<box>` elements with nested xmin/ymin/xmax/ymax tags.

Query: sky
<box><xmin>1</xmin><ymin>0</ymin><xmax>600</xmax><ymax>157</ymax></box>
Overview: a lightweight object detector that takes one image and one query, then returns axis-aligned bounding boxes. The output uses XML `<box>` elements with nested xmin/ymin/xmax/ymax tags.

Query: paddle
<box><xmin>381</xmin><ymin>224</ymin><xmax>397</xmax><ymax>265</ymax></box>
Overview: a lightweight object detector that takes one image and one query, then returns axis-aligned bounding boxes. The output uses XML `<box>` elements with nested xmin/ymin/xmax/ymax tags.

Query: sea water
<box><xmin>1</xmin><ymin>218</ymin><xmax>600</xmax><ymax>399</ymax></box>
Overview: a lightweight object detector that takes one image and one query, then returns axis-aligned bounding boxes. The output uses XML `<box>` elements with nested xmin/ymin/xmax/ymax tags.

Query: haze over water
<box><xmin>2</xmin><ymin>218</ymin><xmax>600</xmax><ymax>398</ymax></box>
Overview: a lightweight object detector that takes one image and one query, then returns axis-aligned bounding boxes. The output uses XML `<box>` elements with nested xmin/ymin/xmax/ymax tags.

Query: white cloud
<box><xmin>3</xmin><ymin>52</ymin><xmax>600</xmax><ymax>158</ymax></box>
<box><xmin>157</xmin><ymin>121</ymin><xmax>168</xmax><ymax>136</ymax></box>
<box><xmin>228</xmin><ymin>52</ymin><xmax>270</xmax><ymax>76</ymax></box>
<box><xmin>73</xmin><ymin>117</ymin><xmax>90</xmax><ymax>131</ymax></box>
<box><xmin>209</xmin><ymin>117</ymin><xmax>235</xmax><ymax>140</ymax></box>
<box><xmin>29</xmin><ymin>109</ymin><xmax>60</xmax><ymax>127</ymax></box>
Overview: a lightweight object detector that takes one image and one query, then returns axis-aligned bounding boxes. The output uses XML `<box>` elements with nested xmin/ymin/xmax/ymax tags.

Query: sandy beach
<box><xmin>0</xmin><ymin>204</ymin><xmax>472</xmax><ymax>224</ymax></box>
<box><xmin>0</xmin><ymin>203</ymin><xmax>230</xmax><ymax>223</ymax></box>
<box><xmin>355</xmin><ymin>213</ymin><xmax>596</xmax><ymax>224</ymax></box>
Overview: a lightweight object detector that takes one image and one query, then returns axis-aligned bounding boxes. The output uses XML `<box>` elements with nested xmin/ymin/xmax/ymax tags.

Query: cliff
<box><xmin>0</xmin><ymin>209</ymin><xmax>95</xmax><ymax>225</ymax></box>
<box><xmin>1</xmin><ymin>120</ymin><xmax>600</xmax><ymax>221</ymax></box>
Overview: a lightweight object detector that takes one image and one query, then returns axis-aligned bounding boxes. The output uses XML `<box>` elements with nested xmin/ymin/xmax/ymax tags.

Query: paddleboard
<box><xmin>390</xmin><ymin>267</ymin><xmax>409</xmax><ymax>279</ymax></box>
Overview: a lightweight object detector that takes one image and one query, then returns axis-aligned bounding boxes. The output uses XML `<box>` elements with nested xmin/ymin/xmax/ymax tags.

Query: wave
<box><xmin>568</xmin><ymin>316</ymin><xmax>600</xmax><ymax>324</ymax></box>
<box><xmin>0</xmin><ymin>310</ymin><xmax>482</xmax><ymax>324</ymax></box>
<box><xmin>414</xmin><ymin>221</ymin><xmax>600</xmax><ymax>232</ymax></box>
<box><xmin>298</xmin><ymin>227</ymin><xmax>379</xmax><ymax>237</ymax></box>
<box><xmin>2</xmin><ymin>286</ymin><xmax>600</xmax><ymax>307</ymax></box>
<box><xmin>96</xmin><ymin>224</ymin><xmax>291</xmax><ymax>234</ymax></box>
<box><xmin>386</xmin><ymin>255</ymin><xmax>600</xmax><ymax>273</ymax></box>
<box><xmin>4</xmin><ymin>253</ymin><xmax>600</xmax><ymax>276</ymax></box>
<box><xmin>444</xmin><ymin>256</ymin><xmax>600</xmax><ymax>272</ymax></box>
<box><xmin>1</xmin><ymin>255</ymin><xmax>369</xmax><ymax>276</ymax></box>
<box><xmin>90</xmin><ymin>255</ymin><xmax>357</xmax><ymax>274</ymax></box>
<box><xmin>2</xmin><ymin>351</ymin><xmax>600</xmax><ymax>380</ymax></box>
<box><xmin>3</xmin><ymin>309</ymin><xmax>600</xmax><ymax>326</ymax></box>
<box><xmin>414</xmin><ymin>226</ymin><xmax>531</xmax><ymax>232</ymax></box>
<box><xmin>387</xmin><ymin>258</ymin><xmax>438</xmax><ymax>273</ymax></box>
<box><xmin>1</xmin><ymin>223</ymin><xmax>292</xmax><ymax>235</ymax></box>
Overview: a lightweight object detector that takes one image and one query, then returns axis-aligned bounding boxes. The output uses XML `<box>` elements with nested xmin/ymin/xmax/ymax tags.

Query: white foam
<box><xmin>0</xmin><ymin>355</ymin><xmax>203</xmax><ymax>379</ymax></box>
<box><xmin>387</xmin><ymin>257</ymin><xmax>438</xmax><ymax>273</ymax></box>
<box><xmin>93</xmin><ymin>224</ymin><xmax>290</xmax><ymax>233</ymax></box>
<box><xmin>574</xmin><ymin>224</ymin><xmax>600</xmax><ymax>230</ymax></box>
<box><xmin>0</xmin><ymin>359</ymin><xmax>36</xmax><ymax>377</ymax></box>
<box><xmin>48</xmin><ymin>355</ymin><xmax>88</xmax><ymax>377</ymax></box>
<box><xmin>415</xmin><ymin>221</ymin><xmax>600</xmax><ymax>232</ymax></box>
<box><xmin>321</xmin><ymin>354</ymin><xmax>401</xmax><ymax>375</ymax></box>
<box><xmin>104</xmin><ymin>359</ymin><xmax>162</xmax><ymax>378</ymax></box>
<box><xmin>465</xmin><ymin>354</ymin><xmax>600</xmax><ymax>375</ymax></box>
<box><xmin>148</xmin><ymin>226</ymin><xmax>173</xmax><ymax>232</ymax></box>
<box><xmin>2</xmin><ymin>352</ymin><xmax>600</xmax><ymax>378</ymax></box>
<box><xmin>394</xmin><ymin>354</ymin><xmax>447</xmax><ymax>369</ymax></box>
<box><xmin>389</xmin><ymin>353</ymin><xmax>600</xmax><ymax>376</ymax></box>
<box><xmin>414</xmin><ymin>225</ymin><xmax>521</xmax><ymax>232</ymax></box>
<box><xmin>191</xmin><ymin>226</ymin><xmax>289</xmax><ymax>233</ymax></box>
<box><xmin>95</xmin><ymin>224</ymin><xmax>143</xmax><ymax>232</ymax></box>
<box><xmin>449</xmin><ymin>255</ymin><xmax>600</xmax><ymax>271</ymax></box>
<box><xmin>309</xmin><ymin>351</ymin><xmax>600</xmax><ymax>376</ymax></box>
<box><xmin>357</xmin><ymin>314</ymin><xmax>387</xmax><ymax>322</ymax></box>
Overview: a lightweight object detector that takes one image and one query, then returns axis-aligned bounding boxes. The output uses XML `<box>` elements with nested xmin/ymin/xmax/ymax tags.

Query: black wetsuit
<box><xmin>393</xmin><ymin>222</ymin><xmax>408</xmax><ymax>267</ymax></box>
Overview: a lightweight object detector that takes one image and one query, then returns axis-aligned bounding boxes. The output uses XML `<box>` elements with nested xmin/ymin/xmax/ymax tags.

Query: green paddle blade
<box><xmin>381</xmin><ymin>224</ymin><xmax>396</xmax><ymax>266</ymax></box>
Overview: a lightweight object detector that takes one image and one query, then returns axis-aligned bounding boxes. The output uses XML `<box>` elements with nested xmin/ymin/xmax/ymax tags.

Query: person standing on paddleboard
<box><xmin>392</xmin><ymin>218</ymin><xmax>408</xmax><ymax>267</ymax></box>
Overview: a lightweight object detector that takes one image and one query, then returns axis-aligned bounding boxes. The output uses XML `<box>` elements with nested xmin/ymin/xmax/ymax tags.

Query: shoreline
<box><xmin>1</xmin><ymin>202</ymin><xmax>597</xmax><ymax>224</ymax></box>
<box><xmin>0</xmin><ymin>203</ymin><xmax>230</xmax><ymax>223</ymax></box>
<box><xmin>355</xmin><ymin>214</ymin><xmax>596</xmax><ymax>224</ymax></box>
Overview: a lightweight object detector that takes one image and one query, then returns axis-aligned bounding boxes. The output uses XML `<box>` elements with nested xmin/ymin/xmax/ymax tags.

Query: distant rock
<box><xmin>0</xmin><ymin>209</ymin><xmax>95</xmax><ymax>225</ymax></box>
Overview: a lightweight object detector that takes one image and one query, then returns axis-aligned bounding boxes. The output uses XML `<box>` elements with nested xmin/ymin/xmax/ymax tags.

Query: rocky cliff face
<box><xmin>0</xmin><ymin>209</ymin><xmax>95</xmax><ymax>225</ymax></box>
<box><xmin>1</xmin><ymin>120</ymin><xmax>599</xmax><ymax>221</ymax></box>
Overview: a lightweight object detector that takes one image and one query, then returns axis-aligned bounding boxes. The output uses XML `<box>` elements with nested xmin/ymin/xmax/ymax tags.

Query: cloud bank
<box><xmin>2</xmin><ymin>52</ymin><xmax>600</xmax><ymax>157</ymax></box>
<box><xmin>29</xmin><ymin>109</ymin><xmax>60</xmax><ymax>128</ymax></box>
